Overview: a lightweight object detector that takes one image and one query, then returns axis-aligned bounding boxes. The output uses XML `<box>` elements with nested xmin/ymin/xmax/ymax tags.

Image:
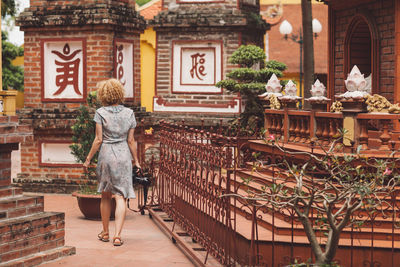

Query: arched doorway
<box><xmin>344</xmin><ymin>13</ymin><xmax>379</xmax><ymax>94</ymax></box>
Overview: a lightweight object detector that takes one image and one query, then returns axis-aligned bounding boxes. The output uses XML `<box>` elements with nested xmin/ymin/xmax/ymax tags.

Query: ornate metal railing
<box><xmin>152</xmin><ymin>120</ymin><xmax>400</xmax><ymax>267</ymax></box>
<box><xmin>156</xmin><ymin>121</ymin><xmax>237</xmax><ymax>265</ymax></box>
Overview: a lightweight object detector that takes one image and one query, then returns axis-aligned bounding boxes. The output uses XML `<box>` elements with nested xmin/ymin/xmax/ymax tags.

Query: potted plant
<box><xmin>70</xmin><ymin>92</ymin><xmax>116</xmax><ymax>220</ymax></box>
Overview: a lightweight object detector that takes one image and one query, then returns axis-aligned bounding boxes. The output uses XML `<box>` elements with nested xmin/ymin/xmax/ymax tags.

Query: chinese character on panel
<box><xmin>42</xmin><ymin>39</ymin><xmax>86</xmax><ymax>102</ymax></box>
<box><xmin>114</xmin><ymin>39</ymin><xmax>134</xmax><ymax>99</ymax></box>
<box><xmin>173</xmin><ymin>41</ymin><xmax>222</xmax><ymax>93</ymax></box>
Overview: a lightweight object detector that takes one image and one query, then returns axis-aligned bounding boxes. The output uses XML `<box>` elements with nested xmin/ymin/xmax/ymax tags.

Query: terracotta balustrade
<box><xmin>264</xmin><ymin>107</ymin><xmax>400</xmax><ymax>153</ymax></box>
<box><xmin>356</xmin><ymin>113</ymin><xmax>400</xmax><ymax>151</ymax></box>
<box><xmin>287</xmin><ymin>110</ymin><xmax>311</xmax><ymax>145</ymax></box>
<box><xmin>315</xmin><ymin>112</ymin><xmax>343</xmax><ymax>146</ymax></box>
<box><xmin>265</xmin><ymin>108</ymin><xmax>345</xmax><ymax>147</ymax></box>
<box><xmin>264</xmin><ymin>109</ymin><xmax>284</xmax><ymax>140</ymax></box>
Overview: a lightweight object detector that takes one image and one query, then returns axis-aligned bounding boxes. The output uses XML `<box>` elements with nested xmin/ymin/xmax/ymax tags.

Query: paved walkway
<box><xmin>39</xmin><ymin>193</ymin><xmax>194</xmax><ymax>267</ymax></box>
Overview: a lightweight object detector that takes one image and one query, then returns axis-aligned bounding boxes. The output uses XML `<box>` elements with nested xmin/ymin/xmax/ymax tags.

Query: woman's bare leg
<box><xmin>114</xmin><ymin>194</ymin><xmax>127</xmax><ymax>238</ymax></box>
<box><xmin>101</xmin><ymin>191</ymin><xmax>112</xmax><ymax>234</ymax></box>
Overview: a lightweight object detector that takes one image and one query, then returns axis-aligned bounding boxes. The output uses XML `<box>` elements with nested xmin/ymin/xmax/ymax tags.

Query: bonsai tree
<box><xmin>227</xmin><ymin>131</ymin><xmax>400</xmax><ymax>266</ymax></box>
<box><xmin>216</xmin><ymin>44</ymin><xmax>286</xmax><ymax>134</ymax></box>
<box><xmin>70</xmin><ymin>91</ymin><xmax>101</xmax><ymax>179</ymax></box>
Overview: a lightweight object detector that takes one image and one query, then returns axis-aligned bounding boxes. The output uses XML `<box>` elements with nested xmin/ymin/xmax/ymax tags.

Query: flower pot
<box><xmin>72</xmin><ymin>191</ymin><xmax>116</xmax><ymax>220</ymax></box>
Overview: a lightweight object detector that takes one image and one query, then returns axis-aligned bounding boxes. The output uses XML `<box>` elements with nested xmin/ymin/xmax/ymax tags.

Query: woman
<box><xmin>83</xmin><ymin>78</ymin><xmax>141</xmax><ymax>246</ymax></box>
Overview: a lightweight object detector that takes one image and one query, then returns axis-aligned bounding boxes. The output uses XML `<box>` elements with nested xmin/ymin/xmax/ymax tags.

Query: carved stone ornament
<box><xmin>339</xmin><ymin>65</ymin><xmax>369</xmax><ymax>98</ymax></box>
<box><xmin>259</xmin><ymin>73</ymin><xmax>282</xmax><ymax>98</ymax></box>
<box><xmin>307</xmin><ymin>79</ymin><xmax>330</xmax><ymax>101</ymax></box>
<box><xmin>364</xmin><ymin>94</ymin><xmax>400</xmax><ymax>113</ymax></box>
<box><xmin>364</xmin><ymin>94</ymin><xmax>391</xmax><ymax>113</ymax></box>
<box><xmin>269</xmin><ymin>94</ymin><xmax>281</xmax><ymax>110</ymax></box>
<box><xmin>388</xmin><ymin>103</ymin><xmax>400</xmax><ymax>114</ymax></box>
<box><xmin>330</xmin><ymin>101</ymin><xmax>343</xmax><ymax>113</ymax></box>
<box><xmin>279</xmin><ymin>80</ymin><xmax>302</xmax><ymax>100</ymax></box>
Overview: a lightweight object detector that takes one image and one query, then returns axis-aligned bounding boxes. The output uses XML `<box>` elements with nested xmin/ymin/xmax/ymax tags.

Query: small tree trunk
<box><xmin>324</xmin><ymin>230</ymin><xmax>341</xmax><ymax>264</ymax></box>
<box><xmin>301</xmin><ymin>0</ymin><xmax>314</xmax><ymax>99</ymax></box>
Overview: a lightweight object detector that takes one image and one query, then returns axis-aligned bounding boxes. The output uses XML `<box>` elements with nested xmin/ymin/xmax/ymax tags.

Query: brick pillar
<box><xmin>0</xmin><ymin>116</ymin><xmax>32</xmax><ymax>188</ymax></box>
<box><xmin>149</xmin><ymin>0</ymin><xmax>269</xmax><ymax>124</ymax></box>
<box><xmin>15</xmin><ymin>0</ymin><xmax>146</xmax><ymax>192</ymax></box>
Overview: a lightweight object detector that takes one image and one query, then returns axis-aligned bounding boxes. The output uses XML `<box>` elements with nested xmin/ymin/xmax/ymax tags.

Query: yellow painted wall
<box><xmin>12</xmin><ymin>56</ymin><xmax>24</xmax><ymax>67</ymax></box>
<box><xmin>140</xmin><ymin>27</ymin><xmax>156</xmax><ymax>112</ymax></box>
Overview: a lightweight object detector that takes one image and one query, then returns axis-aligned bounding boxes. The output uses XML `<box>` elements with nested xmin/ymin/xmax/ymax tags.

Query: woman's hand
<box><xmin>83</xmin><ymin>158</ymin><xmax>90</xmax><ymax>173</ymax></box>
<box><xmin>135</xmin><ymin>162</ymin><xmax>141</xmax><ymax>169</ymax></box>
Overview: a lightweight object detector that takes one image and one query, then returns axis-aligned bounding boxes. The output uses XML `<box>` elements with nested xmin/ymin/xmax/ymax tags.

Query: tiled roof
<box><xmin>139</xmin><ymin>0</ymin><xmax>162</xmax><ymax>20</ymax></box>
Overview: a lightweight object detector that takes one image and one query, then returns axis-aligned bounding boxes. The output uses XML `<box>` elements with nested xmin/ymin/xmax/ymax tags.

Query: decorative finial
<box><xmin>306</xmin><ymin>79</ymin><xmax>329</xmax><ymax>101</ymax></box>
<box><xmin>279</xmin><ymin>80</ymin><xmax>301</xmax><ymax>100</ymax></box>
<box><xmin>339</xmin><ymin>65</ymin><xmax>369</xmax><ymax>98</ymax></box>
<box><xmin>259</xmin><ymin>74</ymin><xmax>282</xmax><ymax>98</ymax></box>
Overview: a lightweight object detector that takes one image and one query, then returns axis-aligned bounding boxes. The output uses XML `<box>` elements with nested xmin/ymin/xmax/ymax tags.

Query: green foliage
<box><xmin>227</xmin><ymin>68</ymin><xmax>257</xmax><ymax>82</ymax></box>
<box><xmin>229</xmin><ymin>45</ymin><xmax>266</xmax><ymax>68</ymax></box>
<box><xmin>70</xmin><ymin>92</ymin><xmax>101</xmax><ymax>178</ymax></box>
<box><xmin>78</xmin><ymin>184</ymin><xmax>100</xmax><ymax>195</ymax></box>
<box><xmin>256</xmin><ymin>68</ymin><xmax>284</xmax><ymax>83</ymax></box>
<box><xmin>135</xmin><ymin>0</ymin><xmax>152</xmax><ymax>6</ymax></box>
<box><xmin>216</xmin><ymin>44</ymin><xmax>287</xmax><ymax>134</ymax></box>
<box><xmin>215</xmin><ymin>80</ymin><xmax>238</xmax><ymax>92</ymax></box>
<box><xmin>265</xmin><ymin>60</ymin><xmax>287</xmax><ymax>71</ymax></box>
<box><xmin>2</xmin><ymin>31</ymin><xmax>23</xmax><ymax>91</ymax></box>
<box><xmin>1</xmin><ymin>0</ymin><xmax>16</xmax><ymax>18</ymax></box>
<box><xmin>235</xmin><ymin>82</ymin><xmax>265</xmax><ymax>95</ymax></box>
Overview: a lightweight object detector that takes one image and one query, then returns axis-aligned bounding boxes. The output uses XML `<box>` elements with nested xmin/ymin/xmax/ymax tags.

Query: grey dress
<box><xmin>94</xmin><ymin>105</ymin><xmax>137</xmax><ymax>199</ymax></box>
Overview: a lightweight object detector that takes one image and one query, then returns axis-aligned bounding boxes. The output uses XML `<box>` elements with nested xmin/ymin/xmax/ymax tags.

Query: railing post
<box><xmin>379</xmin><ymin>119</ymin><xmax>391</xmax><ymax>150</ymax></box>
<box><xmin>340</xmin><ymin>99</ymin><xmax>367</xmax><ymax>148</ymax></box>
<box><xmin>284</xmin><ymin>107</ymin><xmax>289</xmax><ymax>142</ymax></box>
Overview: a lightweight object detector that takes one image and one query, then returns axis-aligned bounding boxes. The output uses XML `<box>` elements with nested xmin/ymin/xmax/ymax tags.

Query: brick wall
<box><xmin>332</xmin><ymin>0</ymin><xmax>395</xmax><ymax>101</ymax></box>
<box><xmin>161</xmin><ymin>0</ymin><xmax>260</xmax><ymax>12</ymax></box>
<box><xmin>155</xmin><ymin>31</ymin><xmax>241</xmax><ymax>106</ymax></box>
<box><xmin>29</xmin><ymin>0</ymin><xmax>136</xmax><ymax>9</ymax></box>
<box><xmin>19</xmin><ymin>28</ymin><xmax>141</xmax><ymax>188</ymax></box>
<box><xmin>23</xmin><ymin>31</ymin><xmax>141</xmax><ymax>108</ymax></box>
<box><xmin>0</xmin><ymin>116</ymin><xmax>32</xmax><ymax>188</ymax></box>
<box><xmin>162</xmin><ymin>0</ymin><xmax>238</xmax><ymax>10</ymax></box>
<box><xmin>15</xmin><ymin>0</ymin><xmax>145</xmax><ymax>192</ymax></box>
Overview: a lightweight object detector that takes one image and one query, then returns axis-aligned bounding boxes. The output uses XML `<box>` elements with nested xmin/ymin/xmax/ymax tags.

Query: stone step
<box><xmin>0</xmin><ymin>212</ymin><xmax>66</xmax><ymax>263</ymax></box>
<box><xmin>0</xmin><ymin>246</ymin><xmax>75</xmax><ymax>267</ymax></box>
<box><xmin>13</xmin><ymin>178</ymin><xmax>97</xmax><ymax>194</ymax></box>
<box><xmin>235</xmin><ymin>168</ymin><xmax>400</xmax><ymax>219</ymax></box>
<box><xmin>0</xmin><ymin>187</ymin><xmax>23</xmax><ymax>199</ymax></box>
<box><xmin>0</xmin><ymin>195</ymin><xmax>44</xmax><ymax>221</ymax></box>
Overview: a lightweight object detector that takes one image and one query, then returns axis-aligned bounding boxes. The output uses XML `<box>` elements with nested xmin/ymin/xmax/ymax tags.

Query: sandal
<box><xmin>113</xmin><ymin>236</ymin><xmax>124</xmax><ymax>246</ymax></box>
<box><xmin>98</xmin><ymin>231</ymin><xmax>110</xmax><ymax>242</ymax></box>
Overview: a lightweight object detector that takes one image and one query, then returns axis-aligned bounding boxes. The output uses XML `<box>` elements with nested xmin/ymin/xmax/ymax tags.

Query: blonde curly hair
<box><xmin>96</xmin><ymin>78</ymin><xmax>125</xmax><ymax>106</ymax></box>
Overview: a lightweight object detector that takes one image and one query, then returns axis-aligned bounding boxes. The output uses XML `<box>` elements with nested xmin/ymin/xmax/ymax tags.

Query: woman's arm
<box><xmin>127</xmin><ymin>128</ymin><xmax>141</xmax><ymax>168</ymax></box>
<box><xmin>83</xmin><ymin>123</ymin><xmax>103</xmax><ymax>171</ymax></box>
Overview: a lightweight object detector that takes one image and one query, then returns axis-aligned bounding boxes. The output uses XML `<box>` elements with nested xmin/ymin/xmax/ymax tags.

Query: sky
<box><xmin>2</xmin><ymin>0</ymin><xmax>30</xmax><ymax>46</ymax></box>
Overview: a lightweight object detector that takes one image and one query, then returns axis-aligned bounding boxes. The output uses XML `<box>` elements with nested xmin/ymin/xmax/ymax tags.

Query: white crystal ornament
<box><xmin>259</xmin><ymin>73</ymin><xmax>283</xmax><ymax>97</ymax></box>
<box><xmin>339</xmin><ymin>65</ymin><xmax>369</xmax><ymax>98</ymax></box>
<box><xmin>307</xmin><ymin>79</ymin><xmax>329</xmax><ymax>101</ymax></box>
<box><xmin>280</xmin><ymin>80</ymin><xmax>302</xmax><ymax>100</ymax></box>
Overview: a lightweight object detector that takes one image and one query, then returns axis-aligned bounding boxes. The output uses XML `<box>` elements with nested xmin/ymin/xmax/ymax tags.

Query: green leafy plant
<box><xmin>2</xmin><ymin>31</ymin><xmax>23</xmax><ymax>91</ymax></box>
<box><xmin>70</xmin><ymin>91</ymin><xmax>101</xmax><ymax>180</ymax></box>
<box><xmin>216</xmin><ymin>45</ymin><xmax>287</xmax><ymax>134</ymax></box>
